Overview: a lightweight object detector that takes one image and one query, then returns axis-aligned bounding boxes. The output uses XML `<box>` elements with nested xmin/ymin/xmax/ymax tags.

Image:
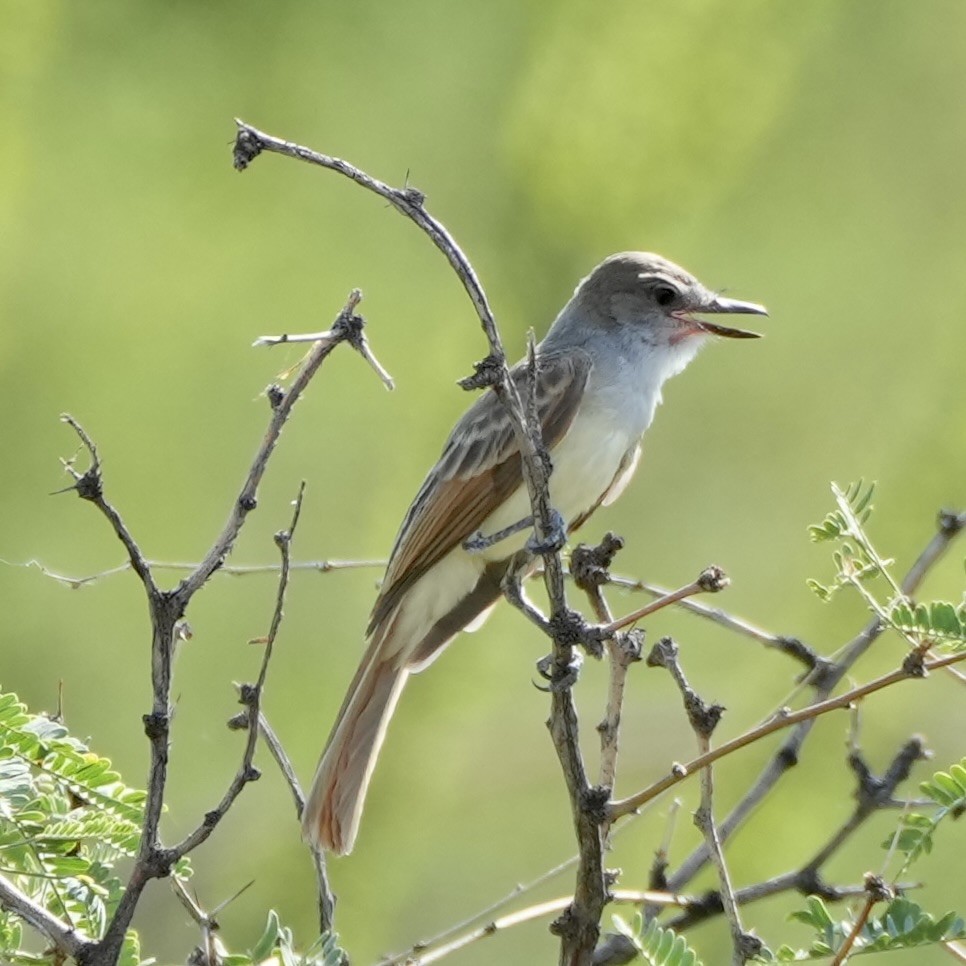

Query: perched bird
<box><xmin>302</xmin><ymin>252</ymin><xmax>766</xmax><ymax>854</ymax></box>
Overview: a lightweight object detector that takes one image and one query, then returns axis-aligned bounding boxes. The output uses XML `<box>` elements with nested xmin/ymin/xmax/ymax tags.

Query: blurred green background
<box><xmin>2</xmin><ymin>1</ymin><xmax>964</xmax><ymax>963</ymax></box>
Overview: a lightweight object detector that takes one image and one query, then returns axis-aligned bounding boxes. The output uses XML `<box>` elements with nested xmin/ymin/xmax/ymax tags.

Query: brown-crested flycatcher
<box><xmin>302</xmin><ymin>251</ymin><xmax>766</xmax><ymax>854</ymax></box>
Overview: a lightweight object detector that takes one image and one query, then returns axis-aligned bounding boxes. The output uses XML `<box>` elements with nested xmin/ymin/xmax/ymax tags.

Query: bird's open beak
<box><xmin>693</xmin><ymin>295</ymin><xmax>768</xmax><ymax>339</ymax></box>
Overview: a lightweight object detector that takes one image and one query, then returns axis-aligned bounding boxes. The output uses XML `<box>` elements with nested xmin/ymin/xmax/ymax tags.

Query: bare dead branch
<box><xmin>179</xmin><ymin>290</ymin><xmax>368</xmax><ymax>599</ymax></box>
<box><xmin>609</xmin><ymin>649</ymin><xmax>966</xmax><ymax>822</ymax></box>
<box><xmin>3</xmin><ymin>555</ymin><xmax>386</xmax><ymax>590</ymax></box>
<box><xmin>233</xmin><ymin>120</ymin><xmax>614</xmax><ymax>962</ymax></box>
<box><xmin>58</xmin><ymin>414</ymin><xmax>157</xmax><ymax>595</ymax></box>
<box><xmin>0</xmin><ymin>872</ymin><xmax>94</xmax><ymax>962</ymax></box>
<box><xmin>665</xmin><ymin>508</ymin><xmax>965</xmax><ymax>894</ymax></box>
<box><xmin>64</xmin><ymin>291</ymin><xmax>373</xmax><ymax>966</ymax></box>
<box><xmin>642</xmin><ymin>637</ymin><xmax>756</xmax><ymax>961</ymax></box>
<box><xmin>168</xmin><ymin>483</ymin><xmax>306</xmax><ymax>862</ymax></box>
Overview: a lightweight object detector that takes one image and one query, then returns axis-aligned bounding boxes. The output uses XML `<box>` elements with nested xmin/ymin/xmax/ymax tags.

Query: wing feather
<box><xmin>368</xmin><ymin>350</ymin><xmax>592</xmax><ymax>636</ymax></box>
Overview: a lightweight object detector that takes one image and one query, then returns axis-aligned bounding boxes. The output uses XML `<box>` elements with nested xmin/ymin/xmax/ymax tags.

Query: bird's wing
<box><xmin>368</xmin><ymin>349</ymin><xmax>592</xmax><ymax>636</ymax></box>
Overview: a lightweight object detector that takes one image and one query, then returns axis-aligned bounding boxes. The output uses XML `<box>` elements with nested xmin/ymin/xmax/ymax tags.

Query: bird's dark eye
<box><xmin>653</xmin><ymin>284</ymin><xmax>678</xmax><ymax>307</ymax></box>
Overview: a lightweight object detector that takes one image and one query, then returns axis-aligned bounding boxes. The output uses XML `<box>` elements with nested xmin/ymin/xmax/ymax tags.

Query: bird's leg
<box><xmin>463</xmin><ymin>509</ymin><xmax>569</xmax><ymax>556</ymax></box>
<box><xmin>463</xmin><ymin>515</ymin><xmax>536</xmax><ymax>552</ymax></box>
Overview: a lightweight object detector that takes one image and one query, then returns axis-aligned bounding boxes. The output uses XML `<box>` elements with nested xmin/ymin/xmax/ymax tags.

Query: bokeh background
<box><xmin>2</xmin><ymin>1</ymin><xmax>964</xmax><ymax>963</ymax></box>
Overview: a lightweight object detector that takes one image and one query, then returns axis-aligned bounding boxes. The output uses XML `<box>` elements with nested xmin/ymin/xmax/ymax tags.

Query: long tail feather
<box><xmin>301</xmin><ymin>646</ymin><xmax>408</xmax><ymax>855</ymax></box>
<box><xmin>302</xmin><ymin>560</ymin><xmax>507</xmax><ymax>854</ymax></box>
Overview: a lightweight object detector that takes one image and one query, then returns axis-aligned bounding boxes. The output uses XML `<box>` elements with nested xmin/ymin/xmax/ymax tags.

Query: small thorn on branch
<box><xmin>266</xmin><ymin>384</ymin><xmax>285</xmax><ymax>410</ymax></box>
<box><xmin>696</xmin><ymin>565</ymin><xmax>729</xmax><ymax>593</ymax></box>
<box><xmin>253</xmin><ymin>290</ymin><xmax>394</xmax><ymax>391</ymax></box>
<box><xmin>570</xmin><ymin>533</ymin><xmax>625</xmax><ymax>593</ymax></box>
<box><xmin>458</xmin><ymin>353</ymin><xmax>505</xmax><ymax>391</ymax></box>
<box><xmin>232</xmin><ymin>122</ymin><xmax>263</xmax><ymax>171</ymax></box>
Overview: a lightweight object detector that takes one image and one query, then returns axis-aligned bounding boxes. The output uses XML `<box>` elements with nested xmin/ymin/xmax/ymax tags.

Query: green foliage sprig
<box><xmin>0</xmin><ymin>688</ymin><xmax>345</xmax><ymax>965</ymax></box>
<box><xmin>219</xmin><ymin>911</ymin><xmax>346</xmax><ymax>966</ymax></box>
<box><xmin>807</xmin><ymin>481</ymin><xmax>966</xmax><ymax>652</ymax></box>
<box><xmin>775</xmin><ymin>896</ymin><xmax>965</xmax><ymax>960</ymax></box>
<box><xmin>0</xmin><ymin>687</ymin><xmax>155</xmax><ymax>963</ymax></box>
<box><xmin>612</xmin><ymin>912</ymin><xmax>702</xmax><ymax>966</ymax></box>
<box><xmin>883</xmin><ymin>756</ymin><xmax>966</xmax><ymax>876</ymax></box>
<box><xmin>807</xmin><ymin>481</ymin><xmax>895</xmax><ymax>608</ymax></box>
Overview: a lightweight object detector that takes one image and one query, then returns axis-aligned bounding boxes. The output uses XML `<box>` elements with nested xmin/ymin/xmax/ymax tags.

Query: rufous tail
<box><xmin>301</xmin><ymin>645</ymin><xmax>408</xmax><ymax>855</ymax></box>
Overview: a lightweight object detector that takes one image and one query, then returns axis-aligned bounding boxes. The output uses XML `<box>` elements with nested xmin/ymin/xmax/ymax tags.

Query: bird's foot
<box><xmin>526</xmin><ymin>508</ymin><xmax>568</xmax><ymax>555</ymax></box>
<box><xmin>535</xmin><ymin>648</ymin><xmax>584</xmax><ymax>692</ymax></box>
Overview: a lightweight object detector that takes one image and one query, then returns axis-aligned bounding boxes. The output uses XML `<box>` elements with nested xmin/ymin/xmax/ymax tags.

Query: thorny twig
<box><xmin>609</xmin><ymin>648</ymin><xmax>965</xmax><ymax>822</ymax></box>
<box><xmin>169</xmin><ymin>483</ymin><xmax>306</xmax><ymax>859</ymax></box>
<box><xmin>665</xmin><ymin>508</ymin><xmax>965</xmax><ymax>895</ymax></box>
<box><xmin>646</xmin><ymin>638</ymin><xmax>758</xmax><ymax>962</ymax></box>
<box><xmin>233</xmin><ymin>119</ymin><xmax>608</xmax><ymax>962</ymax></box>
<box><xmin>44</xmin><ymin>292</ymin><xmax>379</xmax><ymax>965</ymax></box>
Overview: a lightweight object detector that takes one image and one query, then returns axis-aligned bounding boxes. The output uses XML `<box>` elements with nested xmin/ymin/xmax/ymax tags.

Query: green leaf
<box><xmin>889</xmin><ymin>600</ymin><xmax>966</xmax><ymax>647</ymax></box>
<box><xmin>116</xmin><ymin>931</ymin><xmax>142</xmax><ymax>966</ymax></box>
<box><xmin>249</xmin><ymin>910</ymin><xmax>282</xmax><ymax>963</ymax></box>
<box><xmin>932</xmin><ymin>770</ymin><xmax>965</xmax><ymax>799</ymax></box>
<box><xmin>805</xmin><ymin>578</ymin><xmax>833</xmax><ymax>601</ymax></box>
<box><xmin>611</xmin><ymin>914</ymin><xmax>702</xmax><ymax>965</ymax></box>
<box><xmin>785</xmin><ymin>895</ymin><xmax>966</xmax><ymax>958</ymax></box>
<box><xmin>0</xmin><ymin>685</ymin><xmax>193</xmax><ymax>954</ymax></box>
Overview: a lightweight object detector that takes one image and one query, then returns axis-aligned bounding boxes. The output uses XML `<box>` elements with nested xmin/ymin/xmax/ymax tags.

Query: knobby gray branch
<box><xmin>171</xmin><ymin>482</ymin><xmax>305</xmax><ymax>860</ymax></box>
<box><xmin>663</xmin><ymin>507</ymin><xmax>966</xmax><ymax>895</ymax></box>
<box><xmin>50</xmin><ymin>292</ymin><xmax>382</xmax><ymax>966</ymax></box>
<box><xmin>609</xmin><ymin>648</ymin><xmax>965</xmax><ymax>822</ymax></box>
<box><xmin>232</xmin><ymin>119</ymin><xmax>603</xmax><ymax>965</ymax></box>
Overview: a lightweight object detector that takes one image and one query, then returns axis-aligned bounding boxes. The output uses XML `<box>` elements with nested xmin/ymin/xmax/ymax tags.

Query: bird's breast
<box><xmin>475</xmin><ymin>402</ymin><xmax>641</xmax><ymax>562</ymax></box>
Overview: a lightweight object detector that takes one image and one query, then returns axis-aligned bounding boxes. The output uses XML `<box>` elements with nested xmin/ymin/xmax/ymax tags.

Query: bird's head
<box><xmin>570</xmin><ymin>251</ymin><xmax>767</xmax><ymax>350</ymax></box>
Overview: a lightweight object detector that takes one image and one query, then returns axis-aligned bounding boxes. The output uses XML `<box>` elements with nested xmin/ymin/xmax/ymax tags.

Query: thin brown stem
<box><xmin>829</xmin><ymin>875</ymin><xmax>893</xmax><ymax>966</ymax></box>
<box><xmin>608</xmin><ymin>650</ymin><xmax>965</xmax><ymax>822</ymax></box>
<box><xmin>407</xmin><ymin>890</ymin><xmax>688</xmax><ymax>966</ymax></box>
<box><xmin>601</xmin><ymin>566</ymin><xmax>729</xmax><ymax>636</ymax></box>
